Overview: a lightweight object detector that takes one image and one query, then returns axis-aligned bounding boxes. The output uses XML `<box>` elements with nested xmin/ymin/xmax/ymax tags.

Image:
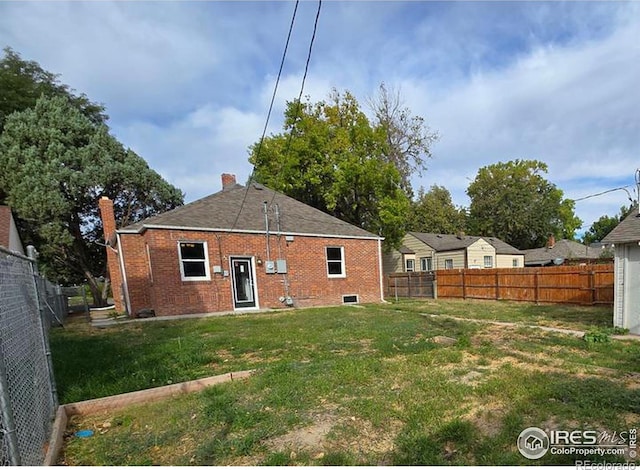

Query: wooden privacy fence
<box><xmin>386</xmin><ymin>272</ymin><xmax>436</xmax><ymax>299</ymax></box>
<box><xmin>385</xmin><ymin>264</ymin><xmax>614</xmax><ymax>306</ymax></box>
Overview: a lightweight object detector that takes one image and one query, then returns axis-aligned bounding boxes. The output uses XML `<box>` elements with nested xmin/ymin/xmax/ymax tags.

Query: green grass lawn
<box><xmin>52</xmin><ymin>300</ymin><xmax>640</xmax><ymax>466</ymax></box>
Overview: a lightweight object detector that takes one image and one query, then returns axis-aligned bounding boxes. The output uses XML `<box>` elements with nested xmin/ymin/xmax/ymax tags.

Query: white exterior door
<box><xmin>230</xmin><ymin>257</ymin><xmax>257</xmax><ymax>309</ymax></box>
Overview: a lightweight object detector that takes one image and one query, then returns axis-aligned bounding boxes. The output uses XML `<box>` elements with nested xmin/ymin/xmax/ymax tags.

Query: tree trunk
<box><xmin>101</xmin><ymin>276</ymin><xmax>111</xmax><ymax>305</ymax></box>
<box><xmin>84</xmin><ymin>270</ymin><xmax>107</xmax><ymax>308</ymax></box>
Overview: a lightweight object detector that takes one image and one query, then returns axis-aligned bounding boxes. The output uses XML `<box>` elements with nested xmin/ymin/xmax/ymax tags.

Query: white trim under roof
<box><xmin>118</xmin><ymin>224</ymin><xmax>383</xmax><ymax>241</ymax></box>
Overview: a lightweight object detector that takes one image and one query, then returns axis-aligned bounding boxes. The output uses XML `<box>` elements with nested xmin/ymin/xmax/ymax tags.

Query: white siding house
<box><xmin>602</xmin><ymin>209</ymin><xmax>640</xmax><ymax>334</ymax></box>
<box><xmin>382</xmin><ymin>233</ymin><xmax>523</xmax><ymax>273</ymax></box>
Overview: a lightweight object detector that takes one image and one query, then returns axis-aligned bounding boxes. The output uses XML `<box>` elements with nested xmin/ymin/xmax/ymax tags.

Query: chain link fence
<box><xmin>0</xmin><ymin>246</ymin><xmax>61</xmax><ymax>466</ymax></box>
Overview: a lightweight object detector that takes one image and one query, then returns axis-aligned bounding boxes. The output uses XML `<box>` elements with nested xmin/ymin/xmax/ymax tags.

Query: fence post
<box><xmin>534</xmin><ymin>270</ymin><xmax>539</xmax><ymax>305</ymax></box>
<box><xmin>433</xmin><ymin>278</ymin><xmax>438</xmax><ymax>299</ymax></box>
<box><xmin>0</xmin><ymin>339</ymin><xmax>22</xmax><ymax>466</ymax></box>
<box><xmin>495</xmin><ymin>272</ymin><xmax>500</xmax><ymax>300</ymax></box>
<box><xmin>462</xmin><ymin>270</ymin><xmax>466</xmax><ymax>300</ymax></box>
<box><xmin>590</xmin><ymin>270</ymin><xmax>595</xmax><ymax>305</ymax></box>
<box><xmin>82</xmin><ymin>282</ymin><xmax>89</xmax><ymax>319</ymax></box>
<box><xmin>394</xmin><ymin>276</ymin><xmax>398</xmax><ymax>302</ymax></box>
<box><xmin>407</xmin><ymin>272</ymin><xmax>412</xmax><ymax>298</ymax></box>
<box><xmin>28</xmin><ymin>258</ymin><xmax>59</xmax><ymax>415</ymax></box>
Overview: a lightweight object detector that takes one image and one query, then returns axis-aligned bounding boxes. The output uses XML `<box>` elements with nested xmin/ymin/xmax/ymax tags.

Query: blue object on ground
<box><xmin>75</xmin><ymin>429</ymin><xmax>94</xmax><ymax>438</ymax></box>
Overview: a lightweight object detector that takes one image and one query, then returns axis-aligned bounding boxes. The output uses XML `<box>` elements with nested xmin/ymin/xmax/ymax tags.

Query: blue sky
<box><xmin>1</xmin><ymin>1</ymin><xmax>639</xmax><ymax>234</ymax></box>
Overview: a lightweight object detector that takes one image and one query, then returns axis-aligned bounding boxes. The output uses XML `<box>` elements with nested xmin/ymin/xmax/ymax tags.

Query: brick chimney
<box><xmin>547</xmin><ymin>234</ymin><xmax>556</xmax><ymax>249</ymax></box>
<box><xmin>221</xmin><ymin>173</ymin><xmax>237</xmax><ymax>189</ymax></box>
<box><xmin>98</xmin><ymin>196</ymin><xmax>125</xmax><ymax>313</ymax></box>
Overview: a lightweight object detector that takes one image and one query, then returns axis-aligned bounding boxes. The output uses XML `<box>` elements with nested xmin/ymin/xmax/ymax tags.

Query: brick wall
<box><xmin>118</xmin><ymin>229</ymin><xmax>383</xmax><ymax>317</ymax></box>
<box><xmin>0</xmin><ymin>206</ymin><xmax>10</xmax><ymax>249</ymax></box>
<box><xmin>98</xmin><ymin>197</ymin><xmax>125</xmax><ymax>312</ymax></box>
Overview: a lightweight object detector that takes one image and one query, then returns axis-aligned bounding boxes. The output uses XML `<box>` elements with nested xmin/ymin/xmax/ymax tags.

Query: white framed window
<box><xmin>444</xmin><ymin>259</ymin><xmax>453</xmax><ymax>269</ymax></box>
<box><xmin>178</xmin><ymin>241</ymin><xmax>210</xmax><ymax>281</ymax></box>
<box><xmin>405</xmin><ymin>258</ymin><xmax>415</xmax><ymax>272</ymax></box>
<box><xmin>484</xmin><ymin>256</ymin><xmax>493</xmax><ymax>268</ymax></box>
<box><xmin>420</xmin><ymin>257</ymin><xmax>433</xmax><ymax>271</ymax></box>
<box><xmin>326</xmin><ymin>246</ymin><xmax>345</xmax><ymax>278</ymax></box>
<box><xmin>512</xmin><ymin>258</ymin><xmax>519</xmax><ymax>267</ymax></box>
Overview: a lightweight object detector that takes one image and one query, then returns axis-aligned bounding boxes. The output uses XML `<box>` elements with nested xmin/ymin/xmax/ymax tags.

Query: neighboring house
<box><xmin>0</xmin><ymin>206</ymin><xmax>25</xmax><ymax>255</ymax></box>
<box><xmin>382</xmin><ymin>232</ymin><xmax>524</xmax><ymax>273</ymax></box>
<box><xmin>602</xmin><ymin>208</ymin><xmax>640</xmax><ymax>334</ymax></box>
<box><xmin>99</xmin><ymin>174</ymin><xmax>384</xmax><ymax>317</ymax></box>
<box><xmin>523</xmin><ymin>236</ymin><xmax>606</xmax><ymax>266</ymax></box>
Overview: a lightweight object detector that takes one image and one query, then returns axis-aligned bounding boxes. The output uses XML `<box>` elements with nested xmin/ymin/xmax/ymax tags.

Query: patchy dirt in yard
<box><xmin>264</xmin><ymin>407</ymin><xmax>399</xmax><ymax>464</ymax></box>
<box><xmin>470</xmin><ymin>325</ymin><xmax>512</xmax><ymax>347</ymax></box>
<box><xmin>268</xmin><ymin>414</ymin><xmax>336</xmax><ymax>453</ymax></box>
<box><xmin>330</xmin><ymin>338</ymin><xmax>376</xmax><ymax>356</ymax></box>
<box><xmin>623</xmin><ymin>372</ymin><xmax>640</xmax><ymax>389</ymax></box>
<box><xmin>463</xmin><ymin>401</ymin><xmax>507</xmax><ymax>438</ymax></box>
<box><xmin>622</xmin><ymin>412</ymin><xmax>640</xmax><ymax>427</ymax></box>
<box><xmin>456</xmin><ymin>370</ymin><xmax>485</xmax><ymax>386</ymax></box>
<box><xmin>330</xmin><ymin>416</ymin><xmax>401</xmax><ymax>462</ymax></box>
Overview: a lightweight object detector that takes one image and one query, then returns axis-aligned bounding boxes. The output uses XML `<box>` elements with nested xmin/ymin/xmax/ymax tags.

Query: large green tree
<box><xmin>250</xmin><ymin>90</ymin><xmax>410</xmax><ymax>250</ymax></box>
<box><xmin>466</xmin><ymin>159</ymin><xmax>582</xmax><ymax>249</ymax></box>
<box><xmin>0</xmin><ymin>47</ymin><xmax>106</xmax><ymax>132</ymax></box>
<box><xmin>0</xmin><ymin>95</ymin><xmax>183</xmax><ymax>306</ymax></box>
<box><xmin>582</xmin><ymin>205</ymin><xmax>634</xmax><ymax>244</ymax></box>
<box><xmin>408</xmin><ymin>185</ymin><xmax>467</xmax><ymax>234</ymax></box>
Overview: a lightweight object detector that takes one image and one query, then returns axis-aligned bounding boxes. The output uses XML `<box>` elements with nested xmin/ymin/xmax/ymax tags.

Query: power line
<box><xmin>229</xmin><ymin>0</ymin><xmax>300</xmax><ymax>232</ymax></box>
<box><xmin>266</xmin><ymin>0</ymin><xmax>322</xmax><ymax>210</ymax></box>
<box><xmin>572</xmin><ymin>185</ymin><xmax>634</xmax><ymax>203</ymax></box>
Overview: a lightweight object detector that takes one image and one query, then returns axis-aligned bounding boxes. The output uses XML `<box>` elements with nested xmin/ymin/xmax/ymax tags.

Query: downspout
<box><xmin>263</xmin><ymin>202</ymin><xmax>271</xmax><ymax>262</ymax></box>
<box><xmin>378</xmin><ymin>238</ymin><xmax>385</xmax><ymax>302</ymax></box>
<box><xmin>116</xmin><ymin>232</ymin><xmax>132</xmax><ymax>316</ymax></box>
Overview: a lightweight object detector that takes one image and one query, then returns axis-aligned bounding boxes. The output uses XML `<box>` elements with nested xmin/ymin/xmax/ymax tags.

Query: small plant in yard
<box><xmin>583</xmin><ymin>328</ymin><xmax>612</xmax><ymax>343</ymax></box>
<box><xmin>583</xmin><ymin>326</ymin><xmax>630</xmax><ymax>343</ymax></box>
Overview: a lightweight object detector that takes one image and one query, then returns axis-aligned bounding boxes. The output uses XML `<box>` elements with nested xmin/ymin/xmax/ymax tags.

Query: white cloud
<box><xmin>1</xmin><ymin>0</ymin><xmax>638</xmax><ymax>237</ymax></box>
<box><xmin>112</xmin><ymin>104</ymin><xmax>263</xmax><ymax>201</ymax></box>
<box><xmin>404</xmin><ymin>6</ymin><xmax>640</xmax><ymax>231</ymax></box>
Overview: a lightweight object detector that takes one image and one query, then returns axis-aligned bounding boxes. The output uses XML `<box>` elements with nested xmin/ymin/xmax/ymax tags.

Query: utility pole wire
<box><xmin>229</xmin><ymin>0</ymin><xmax>300</xmax><ymax>233</ymax></box>
<box><xmin>267</xmin><ymin>0</ymin><xmax>323</xmax><ymax>210</ymax></box>
<box><xmin>572</xmin><ymin>185</ymin><xmax>634</xmax><ymax>203</ymax></box>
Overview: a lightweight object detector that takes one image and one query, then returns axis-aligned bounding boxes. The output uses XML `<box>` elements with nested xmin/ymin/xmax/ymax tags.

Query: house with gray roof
<box><xmin>522</xmin><ymin>236</ymin><xmax>607</xmax><ymax>267</ymax></box>
<box><xmin>602</xmin><ymin>208</ymin><xmax>640</xmax><ymax>334</ymax></box>
<box><xmin>383</xmin><ymin>232</ymin><xmax>524</xmax><ymax>273</ymax></box>
<box><xmin>99</xmin><ymin>174</ymin><xmax>384</xmax><ymax>317</ymax></box>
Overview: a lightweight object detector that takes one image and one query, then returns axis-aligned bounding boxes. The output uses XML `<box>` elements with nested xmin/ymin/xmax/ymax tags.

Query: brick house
<box><xmin>99</xmin><ymin>174</ymin><xmax>385</xmax><ymax>317</ymax></box>
<box><xmin>0</xmin><ymin>205</ymin><xmax>25</xmax><ymax>255</ymax></box>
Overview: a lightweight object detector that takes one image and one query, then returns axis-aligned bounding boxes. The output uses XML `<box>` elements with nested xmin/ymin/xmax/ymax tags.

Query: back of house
<box><xmin>99</xmin><ymin>174</ymin><xmax>385</xmax><ymax>317</ymax></box>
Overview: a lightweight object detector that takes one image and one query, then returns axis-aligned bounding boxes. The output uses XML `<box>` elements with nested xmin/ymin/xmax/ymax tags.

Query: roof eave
<box><xmin>117</xmin><ymin>224</ymin><xmax>382</xmax><ymax>240</ymax></box>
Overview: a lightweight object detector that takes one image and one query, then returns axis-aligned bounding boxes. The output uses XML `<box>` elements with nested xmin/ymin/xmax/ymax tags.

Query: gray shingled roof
<box><xmin>120</xmin><ymin>183</ymin><xmax>379</xmax><ymax>239</ymax></box>
<box><xmin>523</xmin><ymin>239</ymin><xmax>603</xmax><ymax>265</ymax></box>
<box><xmin>602</xmin><ymin>207</ymin><xmax>640</xmax><ymax>244</ymax></box>
<box><xmin>484</xmin><ymin>237</ymin><xmax>524</xmax><ymax>255</ymax></box>
<box><xmin>408</xmin><ymin>232</ymin><xmax>522</xmax><ymax>254</ymax></box>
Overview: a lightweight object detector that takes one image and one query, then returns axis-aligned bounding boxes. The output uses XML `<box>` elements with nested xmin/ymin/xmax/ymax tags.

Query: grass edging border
<box><xmin>43</xmin><ymin>369</ymin><xmax>255</xmax><ymax>465</ymax></box>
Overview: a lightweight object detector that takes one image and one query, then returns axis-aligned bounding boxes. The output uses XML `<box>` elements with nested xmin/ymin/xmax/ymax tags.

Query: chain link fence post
<box><xmin>28</xmin><ymin>260</ymin><xmax>59</xmax><ymax>416</ymax></box>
